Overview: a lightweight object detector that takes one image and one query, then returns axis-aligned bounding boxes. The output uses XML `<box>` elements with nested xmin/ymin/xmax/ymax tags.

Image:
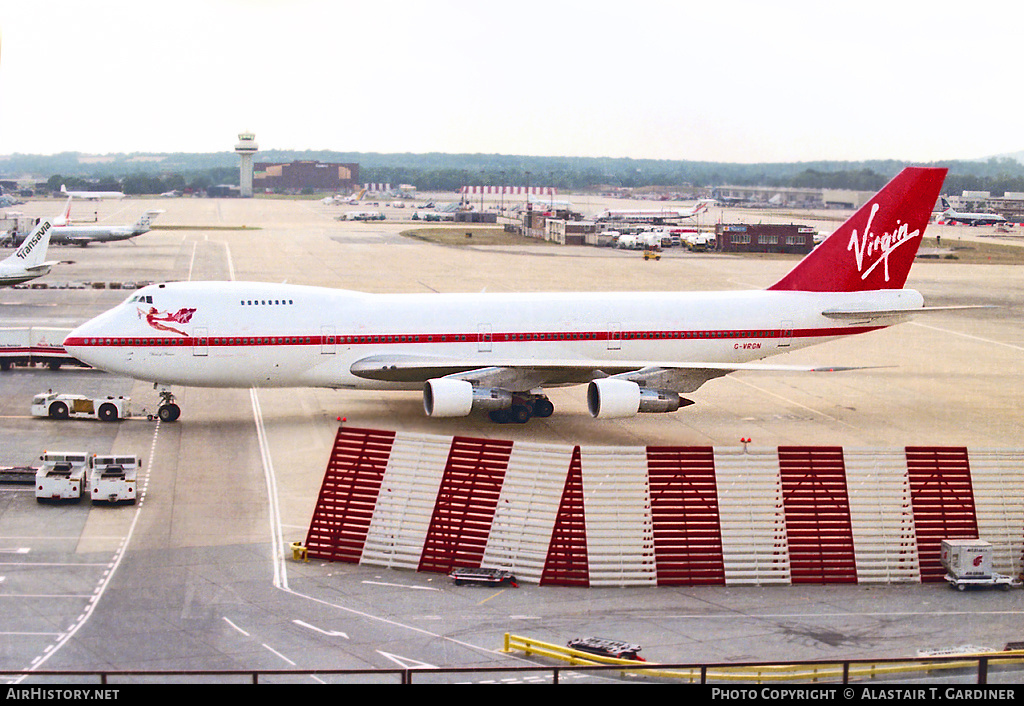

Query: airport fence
<box><xmin>3</xmin><ymin>650</ymin><xmax>1024</xmax><ymax>684</ymax></box>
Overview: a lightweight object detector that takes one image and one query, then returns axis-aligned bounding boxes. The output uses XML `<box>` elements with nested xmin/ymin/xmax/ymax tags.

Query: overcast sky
<box><xmin>1</xmin><ymin>0</ymin><xmax>1019</xmax><ymax>164</ymax></box>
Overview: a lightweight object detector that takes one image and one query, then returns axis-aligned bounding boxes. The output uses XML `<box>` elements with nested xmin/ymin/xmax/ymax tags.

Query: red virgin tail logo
<box><xmin>846</xmin><ymin>203</ymin><xmax>921</xmax><ymax>284</ymax></box>
<box><xmin>138</xmin><ymin>306</ymin><xmax>197</xmax><ymax>336</ymax></box>
<box><xmin>768</xmin><ymin>167</ymin><xmax>947</xmax><ymax>293</ymax></box>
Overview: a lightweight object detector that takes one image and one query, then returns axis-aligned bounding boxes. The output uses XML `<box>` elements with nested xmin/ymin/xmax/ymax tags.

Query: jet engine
<box><xmin>586</xmin><ymin>378</ymin><xmax>688</xmax><ymax>419</ymax></box>
<box><xmin>423</xmin><ymin>378</ymin><xmax>513</xmax><ymax>417</ymax></box>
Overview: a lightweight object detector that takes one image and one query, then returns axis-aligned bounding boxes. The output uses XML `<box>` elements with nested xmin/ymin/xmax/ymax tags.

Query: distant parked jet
<box><xmin>938</xmin><ymin>198</ymin><xmax>1008</xmax><ymax>226</ymax></box>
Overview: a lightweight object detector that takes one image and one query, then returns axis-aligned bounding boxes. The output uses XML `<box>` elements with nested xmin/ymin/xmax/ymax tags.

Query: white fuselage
<box><xmin>51</xmin><ymin>224</ymin><xmax>149</xmax><ymax>244</ymax></box>
<box><xmin>64</xmin><ymin>280</ymin><xmax>921</xmax><ymax>391</ymax></box>
<box><xmin>0</xmin><ymin>264</ymin><xmax>53</xmax><ymax>287</ymax></box>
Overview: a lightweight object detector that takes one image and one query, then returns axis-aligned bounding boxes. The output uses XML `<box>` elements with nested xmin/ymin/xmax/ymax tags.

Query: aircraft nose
<box><xmin>64</xmin><ymin>322</ymin><xmax>94</xmax><ymax>362</ymax></box>
<box><xmin>63</xmin><ymin>314</ymin><xmax>115</xmax><ymax>369</ymax></box>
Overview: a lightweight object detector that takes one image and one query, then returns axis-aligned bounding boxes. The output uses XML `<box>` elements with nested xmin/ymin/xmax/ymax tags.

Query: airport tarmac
<box><xmin>1</xmin><ymin>194</ymin><xmax>1023</xmax><ymax>683</ymax></box>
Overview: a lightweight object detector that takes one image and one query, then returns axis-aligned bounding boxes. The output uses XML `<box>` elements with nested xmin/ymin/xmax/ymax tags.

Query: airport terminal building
<box><xmin>715</xmin><ymin>223</ymin><xmax>816</xmax><ymax>254</ymax></box>
<box><xmin>254</xmin><ymin>160</ymin><xmax>360</xmax><ymax>193</ymax></box>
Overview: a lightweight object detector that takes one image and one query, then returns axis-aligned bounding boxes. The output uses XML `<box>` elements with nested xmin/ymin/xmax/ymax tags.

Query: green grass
<box><xmin>921</xmin><ymin>237</ymin><xmax>1024</xmax><ymax>265</ymax></box>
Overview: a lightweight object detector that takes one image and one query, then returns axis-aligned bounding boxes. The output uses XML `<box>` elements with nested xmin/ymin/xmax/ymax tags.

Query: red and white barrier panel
<box><xmin>304</xmin><ymin>428</ymin><xmax>1024</xmax><ymax>587</ymax></box>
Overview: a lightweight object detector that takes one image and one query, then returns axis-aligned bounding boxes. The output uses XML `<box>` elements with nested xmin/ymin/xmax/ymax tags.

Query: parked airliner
<box><xmin>5</xmin><ymin>202</ymin><xmax>166</xmax><ymax>247</ymax></box>
<box><xmin>64</xmin><ymin>167</ymin><xmax>949</xmax><ymax>423</ymax></box>
<box><xmin>60</xmin><ymin>184</ymin><xmax>124</xmax><ymax>200</ymax></box>
<box><xmin>937</xmin><ymin>198</ymin><xmax>1008</xmax><ymax>226</ymax></box>
<box><xmin>596</xmin><ymin>198</ymin><xmax>714</xmax><ymax>223</ymax></box>
<box><xmin>52</xmin><ymin>209</ymin><xmax>166</xmax><ymax>246</ymax></box>
<box><xmin>0</xmin><ymin>220</ymin><xmax>58</xmax><ymax>287</ymax></box>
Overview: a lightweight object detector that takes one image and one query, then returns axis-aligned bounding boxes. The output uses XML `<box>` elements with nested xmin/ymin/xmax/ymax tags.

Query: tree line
<box><xmin>10</xmin><ymin>151</ymin><xmax>1024</xmax><ymax>196</ymax></box>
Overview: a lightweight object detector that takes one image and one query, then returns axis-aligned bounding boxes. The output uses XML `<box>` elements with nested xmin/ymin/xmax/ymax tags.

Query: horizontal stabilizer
<box><xmin>26</xmin><ymin>261</ymin><xmax>60</xmax><ymax>273</ymax></box>
<box><xmin>822</xmin><ymin>304</ymin><xmax>992</xmax><ymax>323</ymax></box>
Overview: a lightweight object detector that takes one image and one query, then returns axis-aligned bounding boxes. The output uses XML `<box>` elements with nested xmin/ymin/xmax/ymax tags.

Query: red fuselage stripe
<box><xmin>63</xmin><ymin>326</ymin><xmax>883</xmax><ymax>349</ymax></box>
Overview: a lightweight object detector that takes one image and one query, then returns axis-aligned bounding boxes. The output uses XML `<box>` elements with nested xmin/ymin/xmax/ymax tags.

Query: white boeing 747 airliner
<box><xmin>64</xmin><ymin>167</ymin><xmax>948</xmax><ymax>423</ymax></box>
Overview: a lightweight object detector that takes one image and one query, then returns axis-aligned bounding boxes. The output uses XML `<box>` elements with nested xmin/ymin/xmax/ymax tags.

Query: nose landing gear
<box><xmin>155</xmin><ymin>386</ymin><xmax>180</xmax><ymax>422</ymax></box>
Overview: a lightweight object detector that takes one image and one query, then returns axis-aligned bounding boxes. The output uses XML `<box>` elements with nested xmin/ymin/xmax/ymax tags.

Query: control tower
<box><xmin>235</xmin><ymin>131</ymin><xmax>258</xmax><ymax>197</ymax></box>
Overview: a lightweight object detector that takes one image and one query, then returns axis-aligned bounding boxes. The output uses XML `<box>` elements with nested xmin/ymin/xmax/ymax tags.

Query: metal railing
<box><xmin>3</xmin><ymin>649</ymin><xmax>1023</xmax><ymax>685</ymax></box>
<box><xmin>500</xmin><ymin>634</ymin><xmax>1024</xmax><ymax>684</ymax></box>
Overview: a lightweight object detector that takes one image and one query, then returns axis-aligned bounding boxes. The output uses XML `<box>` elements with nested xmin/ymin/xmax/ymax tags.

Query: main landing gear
<box><xmin>488</xmin><ymin>393</ymin><xmax>554</xmax><ymax>424</ymax></box>
<box><xmin>156</xmin><ymin>387</ymin><xmax>180</xmax><ymax>422</ymax></box>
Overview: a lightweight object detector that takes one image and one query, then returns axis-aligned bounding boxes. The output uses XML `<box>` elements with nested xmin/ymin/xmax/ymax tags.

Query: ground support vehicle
<box><xmin>944</xmin><ymin>572</ymin><xmax>1019</xmax><ymax>591</ymax></box>
<box><xmin>35</xmin><ymin>451</ymin><xmax>89</xmax><ymax>502</ymax></box>
<box><xmin>0</xmin><ymin>327</ymin><xmax>84</xmax><ymax>371</ymax></box>
<box><xmin>88</xmin><ymin>454</ymin><xmax>139</xmax><ymax>505</ymax></box>
<box><xmin>31</xmin><ymin>393</ymin><xmax>132</xmax><ymax>421</ymax></box>
<box><xmin>683</xmin><ymin>231</ymin><xmax>716</xmax><ymax>251</ymax></box>
<box><xmin>941</xmin><ymin>539</ymin><xmax>1021</xmax><ymax>591</ymax></box>
<box><xmin>566</xmin><ymin>637</ymin><xmax>645</xmax><ymax>661</ymax></box>
<box><xmin>448</xmin><ymin>567</ymin><xmax>518</xmax><ymax>587</ymax></box>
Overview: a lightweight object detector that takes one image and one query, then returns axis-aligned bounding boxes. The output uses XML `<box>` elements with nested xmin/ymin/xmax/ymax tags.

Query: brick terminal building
<box><xmin>714</xmin><ymin>223</ymin><xmax>816</xmax><ymax>254</ymax></box>
<box><xmin>254</xmin><ymin>160</ymin><xmax>359</xmax><ymax>192</ymax></box>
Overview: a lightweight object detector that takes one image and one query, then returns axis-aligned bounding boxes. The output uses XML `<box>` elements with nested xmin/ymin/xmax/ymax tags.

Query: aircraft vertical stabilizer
<box><xmin>0</xmin><ymin>219</ymin><xmax>58</xmax><ymax>286</ymax></box>
<box><xmin>6</xmin><ymin>219</ymin><xmax>53</xmax><ymax>269</ymax></box>
<box><xmin>768</xmin><ymin>167</ymin><xmax>946</xmax><ymax>293</ymax></box>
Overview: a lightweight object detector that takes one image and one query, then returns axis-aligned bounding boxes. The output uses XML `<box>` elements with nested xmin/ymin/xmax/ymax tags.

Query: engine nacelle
<box><xmin>587</xmin><ymin>379</ymin><xmax>686</xmax><ymax>419</ymax></box>
<box><xmin>423</xmin><ymin>378</ymin><xmax>513</xmax><ymax>417</ymax></box>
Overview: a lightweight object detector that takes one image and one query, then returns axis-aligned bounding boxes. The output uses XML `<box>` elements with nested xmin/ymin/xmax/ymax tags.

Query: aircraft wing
<box><xmin>350</xmin><ymin>354</ymin><xmax>865</xmax><ymax>394</ymax></box>
<box><xmin>351</xmin><ymin>354</ymin><xmax>610</xmax><ymax>388</ymax></box>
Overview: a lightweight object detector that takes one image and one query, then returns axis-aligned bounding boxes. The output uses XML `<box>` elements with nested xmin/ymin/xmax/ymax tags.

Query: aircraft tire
<box><xmin>510</xmin><ymin>405</ymin><xmax>531</xmax><ymax>424</ymax></box>
<box><xmin>489</xmin><ymin>407</ymin><xmax>532</xmax><ymax>424</ymax></box>
<box><xmin>158</xmin><ymin>403</ymin><xmax>181</xmax><ymax>422</ymax></box>
<box><xmin>533</xmin><ymin>398</ymin><xmax>554</xmax><ymax>418</ymax></box>
<box><xmin>488</xmin><ymin>409</ymin><xmax>511</xmax><ymax>424</ymax></box>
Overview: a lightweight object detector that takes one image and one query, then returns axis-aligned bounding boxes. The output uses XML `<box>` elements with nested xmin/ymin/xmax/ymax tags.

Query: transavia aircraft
<box><xmin>0</xmin><ymin>219</ymin><xmax>59</xmax><ymax>287</ymax></box>
<box><xmin>65</xmin><ymin>167</ymin><xmax>953</xmax><ymax>424</ymax></box>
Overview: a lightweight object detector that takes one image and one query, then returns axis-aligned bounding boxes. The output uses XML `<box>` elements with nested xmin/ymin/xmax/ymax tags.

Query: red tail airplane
<box><xmin>65</xmin><ymin>167</ymin><xmax>949</xmax><ymax>423</ymax></box>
